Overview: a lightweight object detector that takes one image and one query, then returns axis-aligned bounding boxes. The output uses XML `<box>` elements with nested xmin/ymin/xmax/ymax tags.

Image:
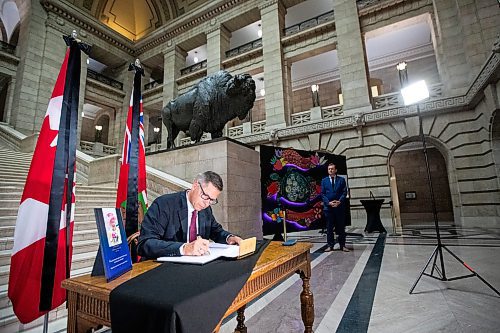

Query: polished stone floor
<box><xmin>220</xmin><ymin>225</ymin><xmax>500</xmax><ymax>333</ymax></box>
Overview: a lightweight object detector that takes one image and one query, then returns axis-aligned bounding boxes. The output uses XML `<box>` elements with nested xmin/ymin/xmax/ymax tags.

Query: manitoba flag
<box><xmin>116</xmin><ymin>62</ymin><xmax>148</xmax><ymax>261</ymax></box>
<box><xmin>8</xmin><ymin>35</ymin><xmax>89</xmax><ymax>324</ymax></box>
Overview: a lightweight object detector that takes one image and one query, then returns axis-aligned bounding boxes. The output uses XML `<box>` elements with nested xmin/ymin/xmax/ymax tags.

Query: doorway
<box><xmin>389</xmin><ymin>141</ymin><xmax>454</xmax><ymax>226</ymax></box>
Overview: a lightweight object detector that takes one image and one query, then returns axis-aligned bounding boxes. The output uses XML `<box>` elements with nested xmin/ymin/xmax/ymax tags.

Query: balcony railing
<box><xmin>227</xmin><ymin>120</ymin><xmax>267</xmax><ymax>138</ymax></box>
<box><xmin>80</xmin><ymin>140</ymin><xmax>117</xmax><ymax>157</ymax></box>
<box><xmin>0</xmin><ymin>40</ymin><xmax>16</xmax><ymax>54</ymax></box>
<box><xmin>228</xmin><ymin>125</ymin><xmax>243</xmax><ymax>137</ymax></box>
<box><xmin>357</xmin><ymin>0</ymin><xmax>381</xmax><ymax>10</ymax></box>
<box><xmin>322</xmin><ymin>104</ymin><xmax>343</xmax><ymax>119</ymax></box>
<box><xmin>144</xmin><ymin>79</ymin><xmax>163</xmax><ymax>90</ymax></box>
<box><xmin>179</xmin><ymin>133</ymin><xmax>210</xmax><ymax>147</ymax></box>
<box><xmin>252</xmin><ymin>120</ymin><xmax>266</xmax><ymax>133</ymax></box>
<box><xmin>180</xmin><ymin>60</ymin><xmax>207</xmax><ymax>76</ymax></box>
<box><xmin>87</xmin><ymin>69</ymin><xmax>123</xmax><ymax>90</ymax></box>
<box><xmin>373</xmin><ymin>83</ymin><xmax>443</xmax><ymax>109</ymax></box>
<box><xmin>291</xmin><ymin>110</ymin><xmax>312</xmax><ymax>125</ymax></box>
<box><xmin>226</xmin><ymin>38</ymin><xmax>263</xmax><ymax>58</ymax></box>
<box><xmin>284</xmin><ymin>10</ymin><xmax>334</xmax><ymax>36</ymax></box>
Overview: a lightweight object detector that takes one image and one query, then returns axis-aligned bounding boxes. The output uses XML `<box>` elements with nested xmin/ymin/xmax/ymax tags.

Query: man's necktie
<box><xmin>189</xmin><ymin>211</ymin><xmax>197</xmax><ymax>242</ymax></box>
<box><xmin>332</xmin><ymin>176</ymin><xmax>336</xmax><ymax>187</ymax></box>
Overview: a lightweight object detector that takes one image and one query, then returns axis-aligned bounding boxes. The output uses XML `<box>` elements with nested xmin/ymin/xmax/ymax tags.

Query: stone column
<box><xmin>260</xmin><ymin>0</ymin><xmax>288</xmax><ymax>129</ymax></box>
<box><xmin>161</xmin><ymin>45</ymin><xmax>186</xmax><ymax>147</ymax></box>
<box><xmin>432</xmin><ymin>0</ymin><xmax>470</xmax><ymax>94</ymax></box>
<box><xmin>4</xmin><ymin>76</ymin><xmax>16</xmax><ymax>124</ymax></box>
<box><xmin>455</xmin><ymin>0</ymin><xmax>494</xmax><ymax>81</ymax></box>
<box><xmin>332</xmin><ymin>0</ymin><xmax>371</xmax><ymax>114</ymax></box>
<box><xmin>283</xmin><ymin>60</ymin><xmax>293</xmax><ymax>123</ymax></box>
<box><xmin>206</xmin><ymin>23</ymin><xmax>231</xmax><ymax>74</ymax></box>
<box><xmin>34</xmin><ymin>19</ymin><xmax>70</xmax><ymax>132</ymax></box>
<box><xmin>77</xmin><ymin>53</ymin><xmax>88</xmax><ymax>148</ymax></box>
<box><xmin>114</xmin><ymin>63</ymin><xmax>134</xmax><ymax>148</ymax></box>
<box><xmin>10</xmin><ymin>0</ymin><xmax>49</xmax><ymax>134</ymax></box>
<box><xmin>142</xmin><ymin>113</ymin><xmax>150</xmax><ymax>145</ymax></box>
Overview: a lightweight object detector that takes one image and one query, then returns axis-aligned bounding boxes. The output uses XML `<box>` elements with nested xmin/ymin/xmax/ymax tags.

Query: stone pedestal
<box><xmin>146</xmin><ymin>137</ymin><xmax>263</xmax><ymax>239</ymax></box>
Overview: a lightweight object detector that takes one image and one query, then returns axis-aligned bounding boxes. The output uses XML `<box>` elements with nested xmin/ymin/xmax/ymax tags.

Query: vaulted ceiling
<box><xmin>69</xmin><ymin>0</ymin><xmax>210</xmax><ymax>41</ymax></box>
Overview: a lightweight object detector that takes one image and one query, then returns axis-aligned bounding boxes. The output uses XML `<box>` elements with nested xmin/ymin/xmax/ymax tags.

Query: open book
<box><xmin>157</xmin><ymin>237</ymin><xmax>257</xmax><ymax>265</ymax></box>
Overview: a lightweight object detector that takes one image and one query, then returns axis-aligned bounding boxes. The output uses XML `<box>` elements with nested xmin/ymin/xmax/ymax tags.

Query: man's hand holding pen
<box><xmin>184</xmin><ymin>236</ymin><xmax>210</xmax><ymax>256</ymax></box>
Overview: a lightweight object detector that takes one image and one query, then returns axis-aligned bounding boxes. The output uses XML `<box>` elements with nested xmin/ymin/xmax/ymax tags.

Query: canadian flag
<box><xmin>8</xmin><ymin>36</ymin><xmax>86</xmax><ymax>324</ymax></box>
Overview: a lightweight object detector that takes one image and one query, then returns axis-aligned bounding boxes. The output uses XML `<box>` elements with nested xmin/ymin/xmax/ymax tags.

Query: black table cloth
<box><xmin>110</xmin><ymin>240</ymin><xmax>269</xmax><ymax>333</ymax></box>
<box><xmin>360</xmin><ymin>199</ymin><xmax>387</xmax><ymax>233</ymax></box>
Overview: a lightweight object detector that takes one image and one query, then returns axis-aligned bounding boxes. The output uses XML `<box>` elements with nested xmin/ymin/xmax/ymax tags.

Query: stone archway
<box><xmin>388</xmin><ymin>138</ymin><xmax>455</xmax><ymax>227</ymax></box>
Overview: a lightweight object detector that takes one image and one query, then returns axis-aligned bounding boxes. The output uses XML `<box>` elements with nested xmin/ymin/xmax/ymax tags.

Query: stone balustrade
<box><xmin>80</xmin><ymin>140</ymin><xmax>117</xmax><ymax>157</ymax></box>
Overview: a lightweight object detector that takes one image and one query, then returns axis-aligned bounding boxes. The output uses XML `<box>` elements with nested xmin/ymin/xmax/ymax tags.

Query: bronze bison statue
<box><xmin>162</xmin><ymin>70</ymin><xmax>256</xmax><ymax>149</ymax></box>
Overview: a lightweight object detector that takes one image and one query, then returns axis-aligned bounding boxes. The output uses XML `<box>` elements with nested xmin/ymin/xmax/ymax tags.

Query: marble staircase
<box><xmin>0</xmin><ymin>143</ymin><xmax>117</xmax><ymax>333</ymax></box>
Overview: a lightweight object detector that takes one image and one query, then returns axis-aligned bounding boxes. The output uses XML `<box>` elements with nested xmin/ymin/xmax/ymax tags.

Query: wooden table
<box><xmin>62</xmin><ymin>241</ymin><xmax>314</xmax><ymax>333</ymax></box>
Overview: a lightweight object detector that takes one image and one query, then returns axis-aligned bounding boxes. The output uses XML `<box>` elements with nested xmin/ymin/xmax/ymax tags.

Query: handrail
<box><xmin>144</xmin><ymin>79</ymin><xmax>163</xmax><ymax>90</ymax></box>
<box><xmin>180</xmin><ymin>60</ymin><xmax>207</xmax><ymax>76</ymax></box>
<box><xmin>87</xmin><ymin>69</ymin><xmax>124</xmax><ymax>90</ymax></box>
<box><xmin>0</xmin><ymin>40</ymin><xmax>16</xmax><ymax>54</ymax></box>
<box><xmin>284</xmin><ymin>10</ymin><xmax>334</xmax><ymax>36</ymax></box>
<box><xmin>225</xmin><ymin>38</ymin><xmax>263</xmax><ymax>58</ymax></box>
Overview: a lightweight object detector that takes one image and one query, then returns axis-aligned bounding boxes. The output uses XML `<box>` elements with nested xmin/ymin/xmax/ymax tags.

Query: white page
<box><xmin>157</xmin><ymin>245</ymin><xmax>239</xmax><ymax>265</ymax></box>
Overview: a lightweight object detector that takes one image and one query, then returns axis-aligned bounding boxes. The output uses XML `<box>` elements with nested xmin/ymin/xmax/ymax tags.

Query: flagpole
<box><xmin>43</xmin><ymin>313</ymin><xmax>48</xmax><ymax>333</ymax></box>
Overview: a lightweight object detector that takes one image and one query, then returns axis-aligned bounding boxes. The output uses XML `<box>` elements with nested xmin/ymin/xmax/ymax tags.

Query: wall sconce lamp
<box><xmin>94</xmin><ymin>125</ymin><xmax>103</xmax><ymax>142</ymax></box>
<box><xmin>257</xmin><ymin>24</ymin><xmax>262</xmax><ymax>38</ymax></box>
<box><xmin>311</xmin><ymin>84</ymin><xmax>320</xmax><ymax>107</ymax></box>
<box><xmin>153</xmin><ymin>126</ymin><xmax>160</xmax><ymax>144</ymax></box>
<box><xmin>396</xmin><ymin>61</ymin><xmax>408</xmax><ymax>88</ymax></box>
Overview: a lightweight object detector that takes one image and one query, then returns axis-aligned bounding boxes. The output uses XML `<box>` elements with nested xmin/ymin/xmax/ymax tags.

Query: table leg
<box><xmin>235</xmin><ymin>305</ymin><xmax>247</xmax><ymax>333</ymax></box>
<box><xmin>299</xmin><ymin>271</ymin><xmax>314</xmax><ymax>333</ymax></box>
<box><xmin>66</xmin><ymin>291</ymin><xmax>77</xmax><ymax>333</ymax></box>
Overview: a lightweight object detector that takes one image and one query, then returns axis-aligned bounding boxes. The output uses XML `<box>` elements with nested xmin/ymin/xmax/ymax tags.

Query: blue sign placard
<box><xmin>94</xmin><ymin>208</ymin><xmax>132</xmax><ymax>281</ymax></box>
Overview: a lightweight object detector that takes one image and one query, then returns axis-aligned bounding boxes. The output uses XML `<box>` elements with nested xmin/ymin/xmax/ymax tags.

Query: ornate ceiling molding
<box><xmin>134</xmin><ymin>0</ymin><xmax>242</xmax><ymax>55</ymax></box>
<box><xmin>42</xmin><ymin>0</ymin><xmax>135</xmax><ymax>54</ymax></box>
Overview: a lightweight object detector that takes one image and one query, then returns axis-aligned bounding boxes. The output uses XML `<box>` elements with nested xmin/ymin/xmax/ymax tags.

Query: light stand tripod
<box><xmin>405</xmin><ymin>85</ymin><xmax>499</xmax><ymax>296</ymax></box>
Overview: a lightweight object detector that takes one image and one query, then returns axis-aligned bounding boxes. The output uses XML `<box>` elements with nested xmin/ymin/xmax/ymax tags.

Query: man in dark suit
<box><xmin>321</xmin><ymin>163</ymin><xmax>349</xmax><ymax>252</ymax></box>
<box><xmin>138</xmin><ymin>171</ymin><xmax>242</xmax><ymax>259</ymax></box>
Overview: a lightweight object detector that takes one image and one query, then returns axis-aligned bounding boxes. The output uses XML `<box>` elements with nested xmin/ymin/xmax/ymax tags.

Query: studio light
<box><xmin>401</xmin><ymin>80</ymin><xmax>429</xmax><ymax>106</ymax></box>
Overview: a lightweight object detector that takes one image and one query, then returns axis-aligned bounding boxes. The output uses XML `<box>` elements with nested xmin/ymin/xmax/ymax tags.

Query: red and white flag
<box><xmin>116</xmin><ymin>63</ymin><xmax>148</xmax><ymax>262</ymax></box>
<box><xmin>8</xmin><ymin>36</ymin><xmax>87</xmax><ymax>324</ymax></box>
<box><xmin>115</xmin><ymin>89</ymin><xmax>148</xmax><ymax>216</ymax></box>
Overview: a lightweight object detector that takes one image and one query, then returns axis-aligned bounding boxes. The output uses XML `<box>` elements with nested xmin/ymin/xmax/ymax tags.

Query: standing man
<box><xmin>321</xmin><ymin>163</ymin><xmax>349</xmax><ymax>252</ymax></box>
<box><xmin>137</xmin><ymin>171</ymin><xmax>242</xmax><ymax>259</ymax></box>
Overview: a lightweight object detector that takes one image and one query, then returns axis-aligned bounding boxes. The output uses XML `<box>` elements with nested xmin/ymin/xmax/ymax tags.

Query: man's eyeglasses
<box><xmin>197</xmin><ymin>181</ymin><xmax>218</xmax><ymax>205</ymax></box>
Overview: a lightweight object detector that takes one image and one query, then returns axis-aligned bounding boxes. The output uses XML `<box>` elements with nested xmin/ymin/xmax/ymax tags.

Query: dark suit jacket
<box><xmin>321</xmin><ymin>175</ymin><xmax>347</xmax><ymax>211</ymax></box>
<box><xmin>137</xmin><ymin>191</ymin><xmax>231</xmax><ymax>259</ymax></box>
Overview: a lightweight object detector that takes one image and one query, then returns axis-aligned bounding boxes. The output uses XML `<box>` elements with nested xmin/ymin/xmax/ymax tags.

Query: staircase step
<box><xmin>0</xmin><ymin>298</ymin><xmax>68</xmax><ymax>333</ymax></box>
<box><xmin>0</xmin><ymin>251</ymin><xmax>97</xmax><ymax>286</ymax></box>
<box><xmin>0</xmin><ymin>219</ymin><xmax>98</xmax><ymax>238</ymax></box>
<box><xmin>0</xmin><ymin>230</ymin><xmax>98</xmax><ymax>251</ymax></box>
